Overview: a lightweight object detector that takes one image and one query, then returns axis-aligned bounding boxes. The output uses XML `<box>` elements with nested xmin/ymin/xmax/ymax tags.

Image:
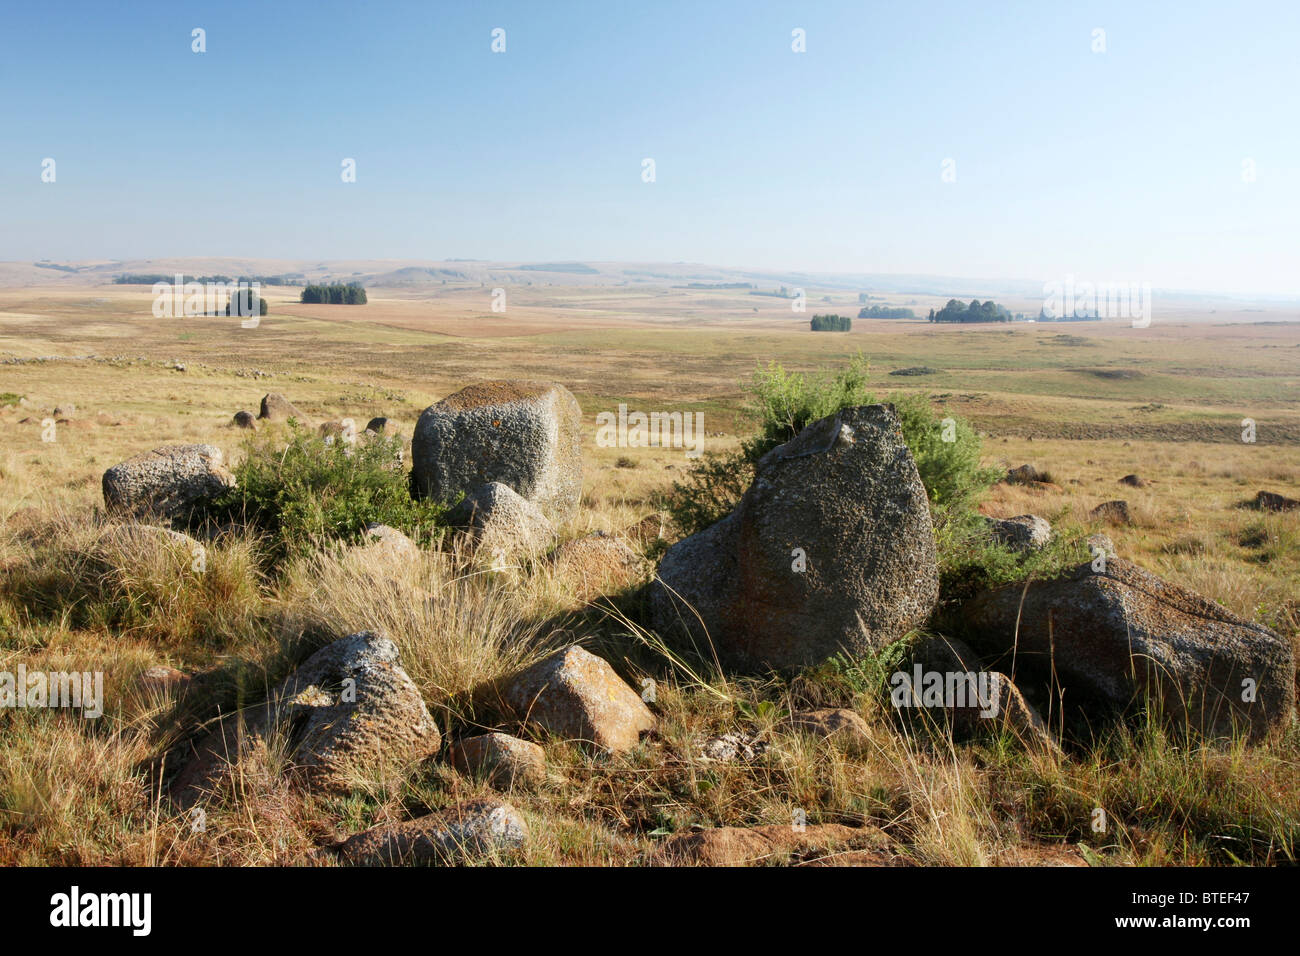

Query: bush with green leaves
<box><xmin>931</xmin><ymin>510</ymin><xmax>1092</xmax><ymax>608</ymax></box>
<box><xmin>664</xmin><ymin>357</ymin><xmax>1001</xmax><ymax>536</ymax></box>
<box><xmin>206</xmin><ymin>423</ymin><xmax>447</xmax><ymax>560</ymax></box>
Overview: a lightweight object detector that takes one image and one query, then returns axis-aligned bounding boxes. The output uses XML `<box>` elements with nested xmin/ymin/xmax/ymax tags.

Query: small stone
<box><xmin>503</xmin><ymin>646</ymin><xmax>654</xmax><ymax>753</ymax></box>
<box><xmin>338</xmin><ymin>799</ymin><xmax>527</xmax><ymax>865</ymax></box>
<box><xmin>450</xmin><ymin>733</ymin><xmax>546</xmax><ymax>789</ymax></box>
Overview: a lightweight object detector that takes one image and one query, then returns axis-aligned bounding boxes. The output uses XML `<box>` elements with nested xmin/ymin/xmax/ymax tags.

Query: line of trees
<box><xmin>928</xmin><ymin>299</ymin><xmax>1012</xmax><ymax>323</ymax></box>
<box><xmin>300</xmin><ymin>282</ymin><xmax>368</xmax><ymax>305</ymax></box>
<box><xmin>810</xmin><ymin>313</ymin><xmax>852</xmax><ymax>331</ymax></box>
<box><xmin>858</xmin><ymin>305</ymin><xmax>916</xmax><ymax>319</ymax></box>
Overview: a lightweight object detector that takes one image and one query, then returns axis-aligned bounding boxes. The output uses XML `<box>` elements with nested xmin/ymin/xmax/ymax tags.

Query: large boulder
<box><xmin>961</xmin><ymin>559</ymin><xmax>1295</xmax><ymax>741</ymax></box>
<box><xmin>411</xmin><ymin>381</ymin><xmax>582</xmax><ymax>523</ymax></box>
<box><xmin>446</xmin><ymin>481</ymin><xmax>555</xmax><ymax>558</ymax></box>
<box><xmin>502</xmin><ymin>646</ymin><xmax>654</xmax><ymax>753</ymax></box>
<box><xmin>169</xmin><ymin>631</ymin><xmax>440</xmax><ymax>804</ymax></box>
<box><xmin>652</xmin><ymin>405</ymin><xmax>939</xmax><ymax>670</ymax></box>
<box><xmin>102</xmin><ymin>444</ymin><xmax>235</xmax><ymax>522</ymax></box>
<box><xmin>338</xmin><ymin>799</ymin><xmax>527</xmax><ymax>865</ymax></box>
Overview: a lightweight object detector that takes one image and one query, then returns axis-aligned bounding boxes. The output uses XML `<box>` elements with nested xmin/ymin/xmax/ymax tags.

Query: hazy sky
<box><xmin>3</xmin><ymin>0</ymin><xmax>1298</xmax><ymax>295</ymax></box>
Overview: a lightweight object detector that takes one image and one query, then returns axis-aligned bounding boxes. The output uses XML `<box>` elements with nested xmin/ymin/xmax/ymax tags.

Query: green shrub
<box><xmin>665</xmin><ymin>357</ymin><xmax>1000</xmax><ymax>537</ymax></box>
<box><xmin>933</xmin><ymin>509</ymin><xmax>1091</xmax><ymax>607</ymax></box>
<box><xmin>206</xmin><ymin>423</ymin><xmax>446</xmax><ymax>560</ymax></box>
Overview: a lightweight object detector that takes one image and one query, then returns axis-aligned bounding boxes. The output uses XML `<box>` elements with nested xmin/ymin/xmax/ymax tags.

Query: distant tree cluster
<box><xmin>858</xmin><ymin>305</ymin><xmax>916</xmax><ymax>319</ymax></box>
<box><xmin>300</xmin><ymin>282</ymin><xmax>367</xmax><ymax>305</ymax></box>
<box><xmin>928</xmin><ymin>299</ymin><xmax>1011</xmax><ymax>323</ymax></box>
<box><xmin>810</xmin><ymin>313</ymin><xmax>852</xmax><ymax>332</ymax></box>
<box><xmin>225</xmin><ymin>287</ymin><xmax>268</xmax><ymax>316</ymax></box>
<box><xmin>1036</xmin><ymin>306</ymin><xmax>1100</xmax><ymax>322</ymax></box>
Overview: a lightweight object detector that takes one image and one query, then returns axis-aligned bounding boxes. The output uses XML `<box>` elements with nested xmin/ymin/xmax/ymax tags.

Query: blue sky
<box><xmin>2</xmin><ymin>0</ymin><xmax>1298</xmax><ymax>294</ymax></box>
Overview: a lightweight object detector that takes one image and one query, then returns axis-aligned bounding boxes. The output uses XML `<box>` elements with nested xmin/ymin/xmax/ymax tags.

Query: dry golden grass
<box><xmin>0</xmin><ymin>282</ymin><xmax>1296</xmax><ymax>867</ymax></box>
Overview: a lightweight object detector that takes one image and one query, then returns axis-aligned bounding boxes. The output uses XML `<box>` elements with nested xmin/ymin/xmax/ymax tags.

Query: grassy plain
<box><xmin>0</xmin><ymin>278</ymin><xmax>1297</xmax><ymax>866</ymax></box>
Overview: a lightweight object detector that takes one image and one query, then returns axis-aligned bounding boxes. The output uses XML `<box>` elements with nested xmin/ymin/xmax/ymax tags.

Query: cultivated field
<box><xmin>1</xmin><ymin>273</ymin><xmax>1297</xmax><ymax>866</ymax></box>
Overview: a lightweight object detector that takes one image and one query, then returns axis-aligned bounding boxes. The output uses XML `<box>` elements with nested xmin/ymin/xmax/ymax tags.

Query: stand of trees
<box><xmin>300</xmin><ymin>282</ymin><xmax>368</xmax><ymax>305</ymax></box>
<box><xmin>226</xmin><ymin>287</ymin><xmax>268</xmax><ymax>316</ymax></box>
<box><xmin>927</xmin><ymin>299</ymin><xmax>1011</xmax><ymax>323</ymax></box>
<box><xmin>810</xmin><ymin>313</ymin><xmax>852</xmax><ymax>331</ymax></box>
<box><xmin>858</xmin><ymin>305</ymin><xmax>916</xmax><ymax>319</ymax></box>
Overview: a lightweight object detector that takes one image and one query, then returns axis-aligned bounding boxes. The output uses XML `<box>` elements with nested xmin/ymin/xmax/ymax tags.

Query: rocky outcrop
<box><xmin>169</xmin><ymin>632</ymin><xmax>440</xmax><ymax>804</ymax></box>
<box><xmin>961</xmin><ymin>559</ymin><xmax>1295</xmax><ymax>741</ymax></box>
<box><xmin>411</xmin><ymin>381</ymin><xmax>583</xmax><ymax>523</ymax></box>
<box><xmin>652</xmin><ymin>405</ymin><xmax>939</xmax><ymax>670</ymax></box>
<box><xmin>101</xmin><ymin>444</ymin><xmax>234</xmax><ymax>522</ymax></box>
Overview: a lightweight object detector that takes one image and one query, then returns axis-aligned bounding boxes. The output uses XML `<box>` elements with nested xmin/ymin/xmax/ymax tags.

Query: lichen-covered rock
<box><xmin>257</xmin><ymin>392</ymin><xmax>309</xmax><ymax>423</ymax></box>
<box><xmin>1087</xmin><ymin>533</ymin><xmax>1118</xmax><ymax>560</ymax></box>
<box><xmin>962</xmin><ymin>559</ymin><xmax>1295</xmax><ymax>741</ymax></box>
<box><xmin>652</xmin><ymin>405</ymin><xmax>939</xmax><ymax>670</ymax></box>
<box><xmin>986</xmin><ymin>514</ymin><xmax>1052</xmax><ymax>552</ymax></box>
<box><xmin>502</xmin><ymin>646</ymin><xmax>654</xmax><ymax>753</ymax></box>
<box><xmin>102</xmin><ymin>444</ymin><xmax>235</xmax><ymax>522</ymax></box>
<box><xmin>360</xmin><ymin>522</ymin><xmax>420</xmax><ymax>559</ymax></box>
<box><xmin>551</xmin><ymin>530</ymin><xmax>649</xmax><ymax>601</ymax></box>
<box><xmin>411</xmin><ymin>380</ymin><xmax>582</xmax><ymax>523</ymax></box>
<box><xmin>449</xmin><ymin>732</ymin><xmax>545</xmax><ymax>789</ymax></box>
<box><xmin>446</xmin><ymin>481</ymin><xmax>555</xmax><ymax>559</ymax></box>
<box><xmin>338</xmin><ymin>799</ymin><xmax>527</xmax><ymax>865</ymax></box>
<box><xmin>169</xmin><ymin>631</ymin><xmax>440</xmax><ymax>804</ymax></box>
